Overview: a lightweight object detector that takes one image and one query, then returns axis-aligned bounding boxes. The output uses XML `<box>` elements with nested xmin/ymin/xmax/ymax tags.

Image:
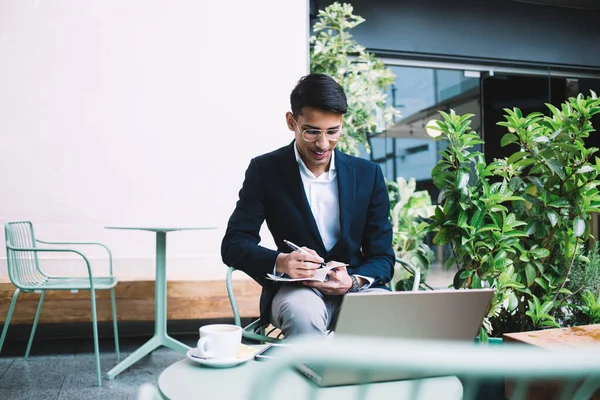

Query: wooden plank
<box><xmin>504</xmin><ymin>325</ymin><xmax>600</xmax><ymax>399</ymax></box>
<box><xmin>504</xmin><ymin>324</ymin><xmax>600</xmax><ymax>349</ymax></box>
<box><xmin>0</xmin><ymin>278</ymin><xmax>261</xmax><ymax>324</ymax></box>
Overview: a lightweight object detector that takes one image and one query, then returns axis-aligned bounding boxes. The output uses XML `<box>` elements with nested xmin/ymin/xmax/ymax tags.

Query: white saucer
<box><xmin>186</xmin><ymin>348</ymin><xmax>253</xmax><ymax>368</ymax></box>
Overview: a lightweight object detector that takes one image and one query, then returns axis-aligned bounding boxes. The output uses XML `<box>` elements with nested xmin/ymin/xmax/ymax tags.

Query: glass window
<box><xmin>368</xmin><ymin>65</ymin><xmax>481</xmax><ymax>198</ymax></box>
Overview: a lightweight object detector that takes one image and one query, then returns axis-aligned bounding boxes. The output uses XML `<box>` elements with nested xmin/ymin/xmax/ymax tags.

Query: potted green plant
<box><xmin>427</xmin><ymin>92</ymin><xmax>600</xmax><ymax>341</ymax></box>
<box><xmin>387</xmin><ymin>177</ymin><xmax>435</xmax><ymax>291</ymax></box>
<box><xmin>310</xmin><ymin>2</ymin><xmax>400</xmax><ymax>156</ymax></box>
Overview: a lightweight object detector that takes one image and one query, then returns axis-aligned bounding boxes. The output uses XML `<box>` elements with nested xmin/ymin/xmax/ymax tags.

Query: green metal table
<box><xmin>104</xmin><ymin>226</ymin><xmax>216</xmax><ymax>380</ymax></box>
<box><xmin>158</xmin><ymin>356</ymin><xmax>463</xmax><ymax>399</ymax></box>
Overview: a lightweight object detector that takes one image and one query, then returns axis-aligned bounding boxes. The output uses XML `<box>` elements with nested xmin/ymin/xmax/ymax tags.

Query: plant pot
<box><xmin>474</xmin><ymin>336</ymin><xmax>503</xmax><ymax>345</ymax></box>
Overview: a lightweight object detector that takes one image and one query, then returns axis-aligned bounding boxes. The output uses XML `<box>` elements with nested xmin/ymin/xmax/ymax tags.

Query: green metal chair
<box><xmin>0</xmin><ymin>221</ymin><xmax>120</xmax><ymax>387</ymax></box>
<box><xmin>393</xmin><ymin>257</ymin><xmax>439</xmax><ymax>291</ymax></box>
<box><xmin>249</xmin><ymin>335</ymin><xmax>600</xmax><ymax>400</ymax></box>
<box><xmin>226</xmin><ymin>266</ymin><xmax>283</xmax><ymax>343</ymax></box>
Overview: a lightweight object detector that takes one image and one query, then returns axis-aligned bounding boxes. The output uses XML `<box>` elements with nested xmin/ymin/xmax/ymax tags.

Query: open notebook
<box><xmin>266</xmin><ymin>263</ymin><xmax>348</xmax><ymax>282</ymax></box>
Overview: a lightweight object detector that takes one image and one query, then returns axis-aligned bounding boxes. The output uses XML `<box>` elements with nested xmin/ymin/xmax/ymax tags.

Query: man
<box><xmin>221</xmin><ymin>73</ymin><xmax>394</xmax><ymax>338</ymax></box>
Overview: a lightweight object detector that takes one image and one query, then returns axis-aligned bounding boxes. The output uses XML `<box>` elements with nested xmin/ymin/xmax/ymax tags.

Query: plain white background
<box><xmin>0</xmin><ymin>0</ymin><xmax>309</xmax><ymax>277</ymax></box>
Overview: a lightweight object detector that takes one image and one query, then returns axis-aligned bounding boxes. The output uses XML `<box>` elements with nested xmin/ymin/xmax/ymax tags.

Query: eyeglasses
<box><xmin>294</xmin><ymin>120</ymin><xmax>345</xmax><ymax>142</ymax></box>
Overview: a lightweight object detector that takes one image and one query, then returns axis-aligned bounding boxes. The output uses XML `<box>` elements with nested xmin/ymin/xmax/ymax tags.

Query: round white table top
<box><xmin>158</xmin><ymin>357</ymin><xmax>463</xmax><ymax>400</ymax></box>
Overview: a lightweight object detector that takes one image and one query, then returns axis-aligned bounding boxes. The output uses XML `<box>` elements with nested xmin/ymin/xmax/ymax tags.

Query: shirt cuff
<box><xmin>273</xmin><ymin>259</ymin><xmax>284</xmax><ymax>276</ymax></box>
<box><xmin>354</xmin><ymin>274</ymin><xmax>374</xmax><ymax>289</ymax></box>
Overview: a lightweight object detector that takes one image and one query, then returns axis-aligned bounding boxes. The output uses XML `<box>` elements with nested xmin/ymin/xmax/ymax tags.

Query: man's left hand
<box><xmin>302</xmin><ymin>262</ymin><xmax>364</xmax><ymax>295</ymax></box>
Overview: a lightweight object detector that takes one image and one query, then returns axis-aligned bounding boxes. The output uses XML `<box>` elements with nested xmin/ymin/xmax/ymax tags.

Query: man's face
<box><xmin>286</xmin><ymin>107</ymin><xmax>343</xmax><ymax>175</ymax></box>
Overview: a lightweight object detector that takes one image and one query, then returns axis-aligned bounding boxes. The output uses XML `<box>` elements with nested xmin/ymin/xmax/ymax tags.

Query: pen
<box><xmin>283</xmin><ymin>239</ymin><xmax>327</xmax><ymax>267</ymax></box>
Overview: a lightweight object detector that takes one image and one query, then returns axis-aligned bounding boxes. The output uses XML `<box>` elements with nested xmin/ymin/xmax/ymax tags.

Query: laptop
<box><xmin>296</xmin><ymin>288</ymin><xmax>495</xmax><ymax>387</ymax></box>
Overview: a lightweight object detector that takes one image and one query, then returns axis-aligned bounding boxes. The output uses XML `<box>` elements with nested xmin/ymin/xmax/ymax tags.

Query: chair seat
<box><xmin>29</xmin><ymin>276</ymin><xmax>118</xmax><ymax>290</ymax></box>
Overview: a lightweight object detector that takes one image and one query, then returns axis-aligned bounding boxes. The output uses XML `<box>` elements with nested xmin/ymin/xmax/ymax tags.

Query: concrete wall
<box><xmin>0</xmin><ymin>0</ymin><xmax>309</xmax><ymax>277</ymax></box>
<box><xmin>314</xmin><ymin>0</ymin><xmax>600</xmax><ymax>69</ymax></box>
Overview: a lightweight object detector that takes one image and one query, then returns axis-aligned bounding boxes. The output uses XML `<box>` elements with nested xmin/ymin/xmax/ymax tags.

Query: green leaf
<box><xmin>573</xmin><ymin>216</ymin><xmax>585</xmax><ymax>237</ymax></box>
<box><xmin>525</xmin><ymin>220</ymin><xmax>539</xmax><ymax>236</ymax></box>
<box><xmin>525</xmin><ymin>263</ymin><xmax>536</xmax><ymax>287</ymax></box>
<box><xmin>547</xmin><ymin>210</ymin><xmax>559</xmax><ymax>227</ymax></box>
<box><xmin>546</xmin><ymin>159</ymin><xmax>566</xmax><ymax>179</ymax></box>
<box><xmin>530</xmin><ymin>248</ymin><xmax>550</xmax><ymax>259</ymax></box>
<box><xmin>546</xmin><ymin>103</ymin><xmax>561</xmax><ymax>118</ymax></box>
<box><xmin>445</xmin><ymin>256</ymin><xmax>456</xmax><ymax>270</ymax></box>
<box><xmin>471</xmin><ymin>273</ymin><xmax>482</xmax><ymax>289</ymax></box>
<box><xmin>527</xmin><ymin>177</ymin><xmax>544</xmax><ymax>191</ymax></box>
<box><xmin>508</xmin><ymin>292</ymin><xmax>519</xmax><ymax>312</ymax></box>
<box><xmin>503</xmin><ymin>231</ymin><xmax>527</xmax><ymax>238</ymax></box>
<box><xmin>515</xmin><ymin>158</ymin><xmax>537</xmax><ymax>169</ymax></box>
<box><xmin>539</xmin><ymin>320</ymin><xmax>561</xmax><ymax>328</ymax></box>
<box><xmin>433</xmin><ymin>228</ymin><xmax>450</xmax><ymax>245</ymax></box>
<box><xmin>523</xmin><ymin>194</ymin><xmax>542</xmax><ymax>206</ymax></box>
<box><xmin>457</xmin><ymin>210</ymin><xmax>468</xmax><ymax>228</ymax></box>
<box><xmin>457</xmin><ymin>170</ymin><xmax>470</xmax><ymax>190</ymax></box>
<box><xmin>540</xmin><ymin>301</ymin><xmax>555</xmax><ymax>315</ymax></box>
<box><xmin>501</xmin><ymin>133</ymin><xmax>519</xmax><ymax>147</ymax></box>
<box><xmin>534</xmin><ymin>277</ymin><xmax>549</xmax><ymax>292</ymax></box>
<box><xmin>507</xmin><ymin>152</ymin><xmax>528</xmax><ymax>165</ymax></box>
<box><xmin>509</xmin><ymin>177</ymin><xmax>524</xmax><ymax>191</ymax></box>
<box><xmin>471</xmin><ymin>208</ymin><xmax>484</xmax><ymax>229</ymax></box>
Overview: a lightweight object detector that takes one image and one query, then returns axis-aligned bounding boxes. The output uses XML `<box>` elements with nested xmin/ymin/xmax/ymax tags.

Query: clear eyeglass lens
<box><xmin>302</xmin><ymin>129</ymin><xmax>343</xmax><ymax>142</ymax></box>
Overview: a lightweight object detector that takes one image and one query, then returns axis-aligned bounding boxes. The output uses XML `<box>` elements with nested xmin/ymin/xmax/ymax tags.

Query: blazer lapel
<box><xmin>281</xmin><ymin>142</ymin><xmax>326</xmax><ymax>252</ymax></box>
<box><xmin>333</xmin><ymin>149</ymin><xmax>355</xmax><ymax>247</ymax></box>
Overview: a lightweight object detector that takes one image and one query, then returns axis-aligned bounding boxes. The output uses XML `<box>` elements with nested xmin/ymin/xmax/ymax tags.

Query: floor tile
<box><xmin>58</xmin><ymin>388</ymin><xmax>135</xmax><ymax>400</ymax></box>
<box><xmin>0</xmin><ymin>359</ymin><xmax>66</xmax><ymax>390</ymax></box>
<box><xmin>61</xmin><ymin>363</ymin><xmax>158</xmax><ymax>397</ymax></box>
<box><xmin>0</xmin><ymin>388</ymin><xmax>60</xmax><ymax>400</ymax></box>
<box><xmin>0</xmin><ymin>359</ymin><xmax>14</xmax><ymax>379</ymax></box>
<box><xmin>0</xmin><ymin>334</ymin><xmax>193</xmax><ymax>399</ymax></box>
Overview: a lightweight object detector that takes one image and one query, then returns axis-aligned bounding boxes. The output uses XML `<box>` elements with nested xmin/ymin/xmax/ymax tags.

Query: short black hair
<box><xmin>290</xmin><ymin>73</ymin><xmax>347</xmax><ymax>117</ymax></box>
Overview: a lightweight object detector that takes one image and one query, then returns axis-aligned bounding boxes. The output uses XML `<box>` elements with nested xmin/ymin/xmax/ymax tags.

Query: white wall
<box><xmin>0</xmin><ymin>0</ymin><xmax>309</xmax><ymax>278</ymax></box>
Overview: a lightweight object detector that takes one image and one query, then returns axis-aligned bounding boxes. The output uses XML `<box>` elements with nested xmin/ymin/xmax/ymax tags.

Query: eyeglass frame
<box><xmin>292</xmin><ymin>118</ymin><xmax>345</xmax><ymax>143</ymax></box>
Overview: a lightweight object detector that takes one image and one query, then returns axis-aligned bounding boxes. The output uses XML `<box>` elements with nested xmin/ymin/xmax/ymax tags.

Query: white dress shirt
<box><xmin>276</xmin><ymin>144</ymin><xmax>373</xmax><ymax>288</ymax></box>
<box><xmin>293</xmin><ymin>144</ymin><xmax>341</xmax><ymax>252</ymax></box>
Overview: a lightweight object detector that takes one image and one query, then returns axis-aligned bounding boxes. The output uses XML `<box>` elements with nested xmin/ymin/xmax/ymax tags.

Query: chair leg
<box><xmin>110</xmin><ymin>288</ymin><xmax>120</xmax><ymax>362</ymax></box>
<box><xmin>90</xmin><ymin>288</ymin><xmax>102</xmax><ymax>387</ymax></box>
<box><xmin>0</xmin><ymin>289</ymin><xmax>20</xmax><ymax>355</ymax></box>
<box><xmin>25</xmin><ymin>290</ymin><xmax>46</xmax><ymax>360</ymax></box>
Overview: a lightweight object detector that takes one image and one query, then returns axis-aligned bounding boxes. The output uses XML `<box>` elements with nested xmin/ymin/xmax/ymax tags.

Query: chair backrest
<box><xmin>393</xmin><ymin>257</ymin><xmax>422</xmax><ymax>292</ymax></box>
<box><xmin>4</xmin><ymin>221</ymin><xmax>47</xmax><ymax>288</ymax></box>
<box><xmin>248</xmin><ymin>336</ymin><xmax>600</xmax><ymax>400</ymax></box>
<box><xmin>225</xmin><ymin>266</ymin><xmax>283</xmax><ymax>343</ymax></box>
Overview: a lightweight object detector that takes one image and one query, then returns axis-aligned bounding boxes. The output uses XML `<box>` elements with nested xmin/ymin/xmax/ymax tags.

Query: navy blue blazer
<box><xmin>221</xmin><ymin>141</ymin><xmax>394</xmax><ymax>324</ymax></box>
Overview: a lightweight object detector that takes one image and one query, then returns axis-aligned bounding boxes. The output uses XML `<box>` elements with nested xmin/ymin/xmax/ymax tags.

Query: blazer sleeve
<box><xmin>221</xmin><ymin>158</ymin><xmax>279</xmax><ymax>282</ymax></box>
<box><xmin>351</xmin><ymin>165</ymin><xmax>395</xmax><ymax>285</ymax></box>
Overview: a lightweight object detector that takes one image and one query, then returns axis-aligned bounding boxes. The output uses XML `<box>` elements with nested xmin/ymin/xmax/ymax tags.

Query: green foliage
<box><xmin>310</xmin><ymin>2</ymin><xmax>400</xmax><ymax>156</ymax></box>
<box><xmin>565</xmin><ymin>242</ymin><xmax>600</xmax><ymax>325</ymax></box>
<box><xmin>571</xmin><ymin>290</ymin><xmax>600</xmax><ymax>324</ymax></box>
<box><xmin>387</xmin><ymin>177</ymin><xmax>435</xmax><ymax>291</ymax></box>
<box><xmin>428</xmin><ymin>92</ymin><xmax>600</xmax><ymax>335</ymax></box>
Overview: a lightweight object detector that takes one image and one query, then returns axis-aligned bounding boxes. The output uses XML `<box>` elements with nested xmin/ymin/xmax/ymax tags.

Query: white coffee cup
<box><xmin>196</xmin><ymin>324</ymin><xmax>242</xmax><ymax>360</ymax></box>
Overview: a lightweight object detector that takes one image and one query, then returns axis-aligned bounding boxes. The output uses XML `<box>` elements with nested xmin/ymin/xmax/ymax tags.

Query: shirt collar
<box><xmin>293</xmin><ymin>142</ymin><xmax>336</xmax><ymax>180</ymax></box>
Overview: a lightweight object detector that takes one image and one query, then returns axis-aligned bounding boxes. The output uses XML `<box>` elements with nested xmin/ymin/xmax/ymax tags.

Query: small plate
<box><xmin>186</xmin><ymin>348</ymin><xmax>254</xmax><ymax>368</ymax></box>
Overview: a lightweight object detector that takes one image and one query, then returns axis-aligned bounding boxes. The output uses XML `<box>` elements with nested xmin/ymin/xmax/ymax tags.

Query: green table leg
<box><xmin>106</xmin><ymin>232</ymin><xmax>191</xmax><ymax>380</ymax></box>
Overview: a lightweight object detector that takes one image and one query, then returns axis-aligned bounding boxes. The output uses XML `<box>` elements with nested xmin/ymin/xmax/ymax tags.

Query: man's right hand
<box><xmin>275</xmin><ymin>247</ymin><xmax>324</xmax><ymax>279</ymax></box>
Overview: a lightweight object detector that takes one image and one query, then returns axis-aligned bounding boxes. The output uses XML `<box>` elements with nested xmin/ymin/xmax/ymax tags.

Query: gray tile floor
<box><xmin>0</xmin><ymin>335</ymin><xmax>198</xmax><ymax>400</ymax></box>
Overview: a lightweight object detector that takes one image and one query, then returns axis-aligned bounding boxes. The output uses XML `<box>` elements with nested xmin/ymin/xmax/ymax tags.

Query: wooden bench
<box><xmin>0</xmin><ymin>269</ymin><xmax>261</xmax><ymax>325</ymax></box>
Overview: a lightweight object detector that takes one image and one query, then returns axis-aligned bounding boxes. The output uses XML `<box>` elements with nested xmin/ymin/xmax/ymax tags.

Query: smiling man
<box><xmin>221</xmin><ymin>73</ymin><xmax>394</xmax><ymax>338</ymax></box>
